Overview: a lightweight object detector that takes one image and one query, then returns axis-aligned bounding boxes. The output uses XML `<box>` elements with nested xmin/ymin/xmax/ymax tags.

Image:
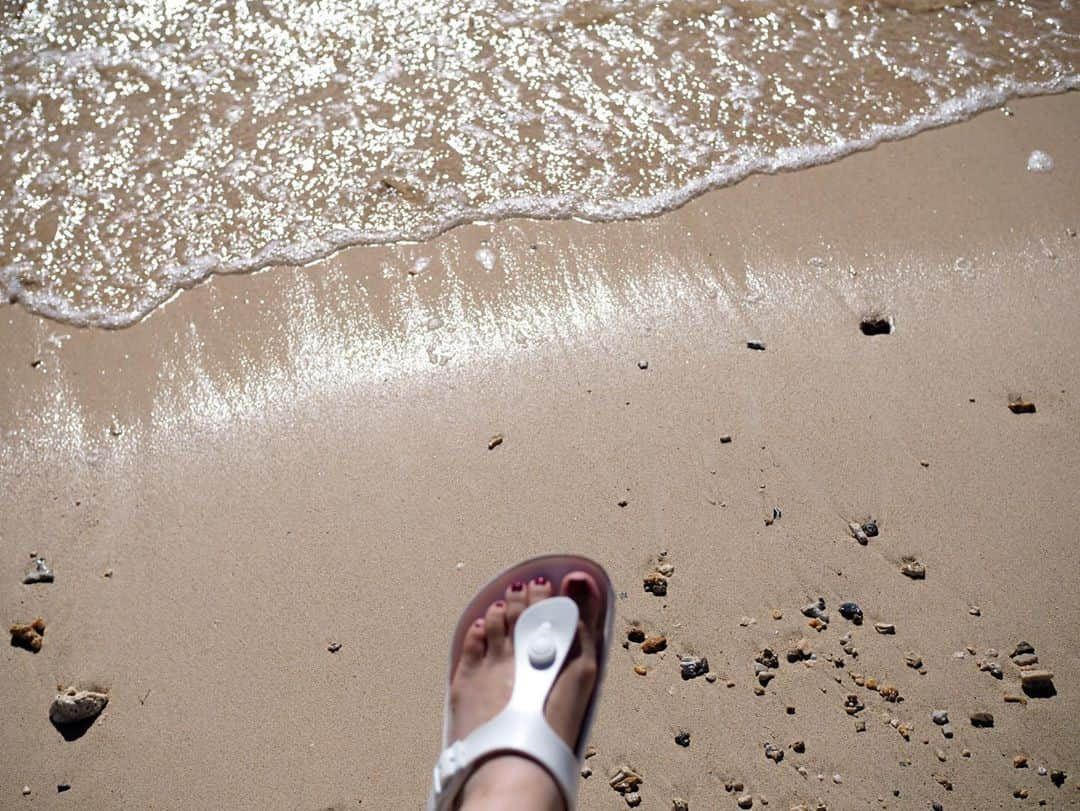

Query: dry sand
<box><xmin>2</xmin><ymin>92</ymin><xmax>1079</xmax><ymax>809</ymax></box>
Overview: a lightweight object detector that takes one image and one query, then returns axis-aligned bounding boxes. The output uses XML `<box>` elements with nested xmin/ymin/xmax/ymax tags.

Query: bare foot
<box><xmin>447</xmin><ymin>571</ymin><xmax>603</xmax><ymax>811</ymax></box>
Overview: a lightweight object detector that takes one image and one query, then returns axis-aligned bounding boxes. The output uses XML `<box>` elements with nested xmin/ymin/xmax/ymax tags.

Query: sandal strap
<box><xmin>429</xmin><ymin>597</ymin><xmax>582</xmax><ymax>810</ymax></box>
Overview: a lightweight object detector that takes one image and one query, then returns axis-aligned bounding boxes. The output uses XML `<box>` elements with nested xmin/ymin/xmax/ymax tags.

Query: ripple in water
<box><xmin>1</xmin><ymin>0</ymin><xmax>1077</xmax><ymax>326</ymax></box>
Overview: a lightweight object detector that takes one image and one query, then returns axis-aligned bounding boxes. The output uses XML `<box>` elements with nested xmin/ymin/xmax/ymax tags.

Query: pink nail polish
<box><xmin>494</xmin><ymin>600</ymin><xmax>506</xmax><ymax>608</ymax></box>
<box><xmin>534</xmin><ymin>575</ymin><xmax>548</xmax><ymax>585</ymax></box>
<box><xmin>510</xmin><ymin>580</ymin><xmax>525</xmax><ymax>591</ymax></box>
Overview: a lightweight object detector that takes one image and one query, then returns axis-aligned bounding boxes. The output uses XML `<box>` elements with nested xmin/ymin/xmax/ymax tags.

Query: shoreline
<box><xmin>2</xmin><ymin>92</ymin><xmax>1079</xmax><ymax>809</ymax></box>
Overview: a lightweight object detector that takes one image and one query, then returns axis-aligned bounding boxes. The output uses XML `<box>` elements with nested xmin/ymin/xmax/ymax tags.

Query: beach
<box><xmin>2</xmin><ymin>77</ymin><xmax>1079</xmax><ymax>811</ymax></box>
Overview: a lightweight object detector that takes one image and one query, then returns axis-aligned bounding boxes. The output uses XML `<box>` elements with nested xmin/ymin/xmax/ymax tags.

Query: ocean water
<box><xmin>1</xmin><ymin>0</ymin><xmax>1077</xmax><ymax>327</ymax></box>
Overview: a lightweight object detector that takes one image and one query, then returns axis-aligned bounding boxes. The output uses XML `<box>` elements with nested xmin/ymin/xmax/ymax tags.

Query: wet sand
<box><xmin>2</xmin><ymin>92</ymin><xmax>1079</xmax><ymax>808</ymax></box>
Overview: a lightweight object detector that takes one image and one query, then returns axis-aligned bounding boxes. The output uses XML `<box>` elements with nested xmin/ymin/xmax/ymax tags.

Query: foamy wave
<box><xmin>1</xmin><ymin>0</ymin><xmax>1077</xmax><ymax>327</ymax></box>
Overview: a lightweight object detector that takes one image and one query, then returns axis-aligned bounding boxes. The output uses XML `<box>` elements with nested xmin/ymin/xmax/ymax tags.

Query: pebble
<box><xmin>657</xmin><ymin>563</ymin><xmax>675</xmax><ymax>576</ymax></box>
<box><xmin>932</xmin><ymin>803</ymin><xmax>943</xmax><ymax>811</ymax></box>
<box><xmin>942</xmin><ymin>724</ymin><xmax>954</xmax><ymax>739</ymax></box>
<box><xmin>879</xmin><ymin>684</ymin><xmax>900</xmax><ymax>702</ymax></box>
<box><xmin>327</xmin><ymin>642</ymin><xmax>342</xmax><ymax>653</ymax></box>
<box><xmin>904</xmin><ymin>652</ymin><xmax>923</xmax><ymax>669</ymax></box>
<box><xmin>57</xmin><ymin>783</ymin><xmax>71</xmax><ymax>793</ymax></box>
<box><xmin>1004</xmin><ymin>693</ymin><xmax>1027</xmax><ymax>704</ymax></box>
<box><xmin>1012</xmin><ymin>653</ymin><xmax>1038</xmax><ymax>667</ymax></box>
<box><xmin>900</xmin><ymin>557</ymin><xmax>926</xmax><ymax>579</ymax></box>
<box><xmin>770</xmin><ymin>608</ymin><xmax>783</xmax><ymax>620</ymax></box>
<box><xmin>756</xmin><ymin>648</ymin><xmax>780</xmax><ymax>669</ymax></box>
<box><xmin>641</xmin><ymin>635</ymin><xmax>667</xmax><ymax>654</ymax></box>
<box><xmin>1049</xmin><ymin>769</ymin><xmax>1066</xmax><ymax>786</ymax></box>
<box><xmin>844</xmin><ymin>694</ymin><xmax>864</xmax><ymax>715</ymax></box>
<box><xmin>969</xmin><ymin>606</ymin><xmax>982</xmax><ymax>616</ymax></box>
<box><xmin>1038</xmin><ymin>766</ymin><xmax>1047</xmax><ymax>776</ymax></box>
<box><xmin>673</xmin><ymin>799</ymin><xmax>689</xmax><ymax>811</ymax></box>
<box><xmin>22</xmin><ymin>786</ymin><xmax>30</xmax><ymax>796</ymax></box>
<box><xmin>1026</xmin><ymin>150</ymin><xmax>1054</xmax><ymax>172</ymax></box>
<box><xmin>848</xmin><ymin>522</ymin><xmax>869</xmax><ymax>546</ymax></box>
<box><xmin>862</xmin><ymin>520</ymin><xmax>879</xmax><ymax>537</ymax></box>
<box><xmin>9</xmin><ymin>618</ymin><xmax>46</xmax><ymax>652</ymax></box>
<box><xmin>720</xmin><ymin>435</ymin><xmax>733</xmax><ymax>443</ymax></box>
<box><xmin>801</xmin><ymin>598</ymin><xmax>829</xmax><ymax>623</ymax></box>
<box><xmin>765</xmin><ymin>742</ymin><xmax>784</xmax><ymax>763</ymax></box>
<box><xmin>581</xmin><ymin>766</ymin><xmax>593</xmax><ymax>778</ymax></box>
<box><xmin>1019</xmin><ymin>669</ymin><xmax>1054</xmax><ymax>688</ymax></box>
<box><xmin>874</xmin><ymin>622</ymin><xmax>896</xmax><ymax>635</ymax></box>
<box><xmin>747</xmin><ymin>341</ymin><xmax>766</xmax><ymax>351</ymax></box>
<box><xmin>22</xmin><ymin>557</ymin><xmax>54</xmax><ymax>584</ymax></box>
<box><xmin>839</xmin><ymin>602</ymin><xmax>863</xmax><ymax>623</ymax></box>
<box><xmin>936</xmin><ymin>748</ymin><xmax>947</xmax><ymax>762</ymax></box>
<box><xmin>1011</xmin><ymin>641</ymin><xmax>1035</xmax><ymax>657</ymax></box>
<box><xmin>705</xmin><ymin>673</ymin><xmax>718</xmax><ymax>683</ymax></box>
<box><xmin>969</xmin><ymin>711</ymin><xmax>994</xmax><ymax>728</ymax></box>
<box><xmin>739</xmin><ymin>616</ymin><xmax>756</xmax><ymax>627</ymax></box>
<box><xmin>643</xmin><ymin>572</ymin><xmax>668</xmax><ymax>596</ymax></box>
<box><xmin>487</xmin><ymin>433</ymin><xmax>504</xmax><ymax>450</ymax></box>
<box><xmin>49</xmin><ymin>689</ymin><xmax>109</xmax><ymax>726</ymax></box>
<box><xmin>737</xmin><ymin>794</ymin><xmax>754</xmax><ymax>808</ymax></box>
<box><xmin>1013</xmin><ymin>788</ymin><xmax>1029</xmax><ymax>799</ymax></box>
<box><xmin>832</xmin><ymin>774</ymin><xmax>842</xmax><ymax>785</ymax></box>
<box><xmin>932</xmin><ymin>710</ymin><xmax>949</xmax><ymax>725</ymax></box>
<box><xmin>1008</xmin><ymin>399</ymin><xmax>1037</xmax><ymax>414</ymax></box>
<box><xmin>627</xmin><ymin>627</ymin><xmax>646</xmax><ymax>643</ymax></box>
<box><xmin>1014</xmin><ymin>755</ymin><xmax>1029</xmax><ymax>768</ymax></box>
<box><xmin>758</xmin><ymin>672</ymin><xmax>775</xmax><ymax>687</ymax></box>
<box><xmin>625</xmin><ymin>791</ymin><xmax>642</xmax><ymax>807</ymax></box>
<box><xmin>934</xmin><ymin>774</ymin><xmax>953</xmax><ymax>791</ymax></box>
<box><xmin>675</xmin><ymin>731</ymin><xmax>691</xmax><ymax>747</ymax></box>
<box><xmin>609</xmin><ymin>765</ymin><xmax>643</xmax><ymax>794</ymax></box>
<box><xmin>791</xmin><ymin>740</ymin><xmax>806</xmax><ymax>753</ymax></box>
<box><xmin>679</xmin><ymin>655</ymin><xmax>709</xmax><ymax>680</ymax></box>
<box><xmin>854</xmin><ymin>719</ymin><xmax>866</xmax><ymax>732</ymax></box>
<box><xmin>637</xmin><ymin>360</ymin><xmax>649</xmax><ymax>370</ymax></box>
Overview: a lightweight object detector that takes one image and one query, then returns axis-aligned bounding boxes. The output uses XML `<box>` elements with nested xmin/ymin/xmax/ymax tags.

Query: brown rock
<box><xmin>1008</xmin><ymin>399</ymin><xmax>1036</xmax><ymax>414</ymax></box>
<box><xmin>641</xmin><ymin>635</ymin><xmax>667</xmax><ymax>654</ymax></box>
<box><xmin>609</xmin><ymin>765</ymin><xmax>642</xmax><ymax>794</ymax></box>
<box><xmin>643</xmin><ymin>572</ymin><xmax>668</xmax><ymax>596</ymax></box>
<box><xmin>627</xmin><ymin>627</ymin><xmax>646</xmax><ymax>644</ymax></box>
<box><xmin>970</xmin><ymin>712</ymin><xmax>994</xmax><ymax>727</ymax></box>
<box><xmin>1003</xmin><ymin>694</ymin><xmax>1028</xmax><ymax>704</ymax></box>
<box><xmin>1019</xmin><ymin>669</ymin><xmax>1054</xmax><ymax>687</ymax></box>
<box><xmin>9</xmin><ymin>619</ymin><xmax>45</xmax><ymax>652</ymax></box>
<box><xmin>900</xmin><ymin>556</ymin><xmax>926</xmax><ymax>579</ymax></box>
<box><xmin>879</xmin><ymin>684</ymin><xmax>900</xmax><ymax>702</ymax></box>
<box><xmin>633</xmin><ymin>665</ymin><xmax>648</xmax><ymax>676</ymax></box>
<box><xmin>1013</xmin><ymin>755</ymin><xmax>1028</xmax><ymax>768</ymax></box>
<box><xmin>487</xmin><ymin>433</ymin><xmax>504</xmax><ymax>450</ymax></box>
<box><xmin>874</xmin><ymin>622</ymin><xmax>896</xmax><ymax>635</ymax></box>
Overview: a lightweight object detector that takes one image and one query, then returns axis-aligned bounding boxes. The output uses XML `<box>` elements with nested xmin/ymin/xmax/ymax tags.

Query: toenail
<box><xmin>510</xmin><ymin>580</ymin><xmax>525</xmax><ymax>591</ymax></box>
<box><xmin>534</xmin><ymin>575</ymin><xmax>548</xmax><ymax>585</ymax></box>
<box><xmin>474</xmin><ymin>619</ymin><xmax>484</xmax><ymax>627</ymax></box>
<box><xmin>494</xmin><ymin>600</ymin><xmax>506</xmax><ymax>608</ymax></box>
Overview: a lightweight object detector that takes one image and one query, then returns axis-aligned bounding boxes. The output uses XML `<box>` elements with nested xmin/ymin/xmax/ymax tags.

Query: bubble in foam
<box><xmin>475</xmin><ymin>248</ymin><xmax>496</xmax><ymax>272</ymax></box>
<box><xmin>1026</xmin><ymin>150</ymin><xmax>1055</xmax><ymax>173</ymax></box>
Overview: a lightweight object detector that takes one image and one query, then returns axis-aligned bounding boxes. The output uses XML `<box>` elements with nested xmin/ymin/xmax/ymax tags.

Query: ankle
<box><xmin>458</xmin><ymin>754</ymin><xmax>564</xmax><ymax>811</ymax></box>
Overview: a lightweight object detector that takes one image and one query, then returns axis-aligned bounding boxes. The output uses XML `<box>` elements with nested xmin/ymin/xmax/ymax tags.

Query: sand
<box><xmin>2</xmin><ymin>92</ymin><xmax>1079</xmax><ymax>809</ymax></box>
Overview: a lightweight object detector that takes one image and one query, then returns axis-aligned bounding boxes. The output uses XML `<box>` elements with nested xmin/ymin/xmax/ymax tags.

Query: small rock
<box><xmin>1014</xmin><ymin>755</ymin><xmax>1029</xmax><ymax>769</ymax></box>
<box><xmin>1004</xmin><ymin>694</ymin><xmax>1028</xmax><ymax>704</ymax></box>
<box><xmin>747</xmin><ymin>341</ymin><xmax>766</xmax><ymax>351</ymax></box>
<box><xmin>22</xmin><ymin>786</ymin><xmax>30</xmax><ymax>796</ymax></box>
<box><xmin>705</xmin><ymin>673</ymin><xmax>718</xmax><ymax>683</ymax></box>
<box><xmin>1008</xmin><ymin>399</ymin><xmax>1036</xmax><ymax>414</ymax></box>
<box><xmin>969</xmin><ymin>711</ymin><xmax>994</xmax><ymax>728</ymax></box>
<box><xmin>801</xmin><ymin>598</ymin><xmax>828</xmax><ymax>623</ymax></box>
<box><xmin>487</xmin><ymin>433</ymin><xmax>504</xmax><ymax>450</ymax></box>
<box><xmin>657</xmin><ymin>563</ymin><xmax>675</xmax><ymax>576</ymax></box>
<box><xmin>57</xmin><ymin>783</ymin><xmax>71</xmax><ymax>793</ymax></box>
<box><xmin>22</xmin><ymin>557</ymin><xmax>54</xmax><ymax>584</ymax></box>
<box><xmin>854</xmin><ymin>719</ymin><xmax>866</xmax><ymax>732</ymax></box>
<box><xmin>786</xmin><ymin>705</ymin><xmax>796</xmax><ymax>715</ymax></box>
<box><xmin>1038</xmin><ymin>766</ymin><xmax>1047</xmax><ymax>776</ymax></box>
<box><xmin>581</xmin><ymin>767</ymin><xmax>593</xmax><ymax>778</ymax></box>
<box><xmin>739</xmin><ymin>616</ymin><xmax>756</xmax><ymax>627</ymax></box>
<box><xmin>961</xmin><ymin>748</ymin><xmax>971</xmax><ymax>757</ymax></box>
<box><xmin>874</xmin><ymin>622</ymin><xmax>896</xmax><ymax>635</ymax></box>
<box><xmin>1050</xmin><ymin>769</ymin><xmax>1066</xmax><ymax>786</ymax></box>
<box><xmin>49</xmin><ymin>690</ymin><xmax>109</xmax><ymax>726</ymax></box>
<box><xmin>327</xmin><ymin>641</ymin><xmax>342</xmax><ymax>653</ymax></box>
<box><xmin>675</xmin><ymin>731</ymin><xmax>690</xmax><ymax>747</ymax></box>
<box><xmin>1012</xmin><ymin>653</ymin><xmax>1038</xmax><ymax>667</ymax></box>
<box><xmin>737</xmin><ymin>793</ymin><xmax>754</xmax><ymax>808</ymax></box>
<box><xmin>936</xmin><ymin>748</ymin><xmax>947</xmax><ymax>762</ymax></box>
<box><xmin>9</xmin><ymin>618</ymin><xmax>46</xmax><ymax>653</ymax></box>
<box><xmin>755</xmin><ymin>648</ymin><xmax>780</xmax><ymax>669</ymax></box>
<box><xmin>844</xmin><ymin>694</ymin><xmax>864</xmax><ymax>715</ymax></box>
<box><xmin>791</xmin><ymin>740</ymin><xmax>806</xmax><ymax>753</ymax></box>
<box><xmin>932</xmin><ymin>710</ymin><xmax>949</xmax><ymax>725</ymax></box>
<box><xmin>879</xmin><ymin>684</ymin><xmax>900</xmax><ymax>702</ymax></box>
<box><xmin>673</xmin><ymin>800</ymin><xmax>689</xmax><ymax>811</ymax></box>
<box><xmin>637</xmin><ymin>360</ymin><xmax>649</xmax><ymax>370</ymax></box>
<box><xmin>862</xmin><ymin>520</ymin><xmax>879</xmax><ymax>537</ymax></box>
<box><xmin>753</xmin><ymin>685</ymin><xmax>766</xmax><ymax>696</ymax></box>
<box><xmin>585</xmin><ymin>746</ymin><xmax>597</xmax><ymax>759</ymax></box>
<box><xmin>643</xmin><ymin>572</ymin><xmax>668</xmax><ymax>596</ymax></box>
<box><xmin>771</xmin><ymin>608</ymin><xmax>783</xmax><ymax>620</ymax></box>
<box><xmin>758</xmin><ymin>672</ymin><xmax>775</xmax><ymax>687</ymax></box>
<box><xmin>720</xmin><ymin>435</ymin><xmax>733</xmax><ymax>444</ymax></box>
<box><xmin>625</xmin><ymin>791</ymin><xmax>642</xmax><ymax>807</ymax></box>
<box><xmin>934</xmin><ymin>773</ymin><xmax>953</xmax><ymax>791</ymax></box>
<box><xmin>680</xmin><ymin>655</ymin><xmax>709</xmax><ymax>680</ymax></box>
<box><xmin>627</xmin><ymin>627</ymin><xmax>646</xmax><ymax>644</ymax></box>
<box><xmin>832</xmin><ymin>774</ymin><xmax>842</xmax><ymax>785</ymax></box>
<box><xmin>848</xmin><ymin>522</ymin><xmax>869</xmax><ymax>546</ymax></box>
<box><xmin>900</xmin><ymin>557</ymin><xmax>926</xmax><ymax>579</ymax></box>
<box><xmin>642</xmin><ymin>635</ymin><xmax>668</xmax><ymax>654</ymax></box>
<box><xmin>839</xmin><ymin>602</ymin><xmax>863</xmax><ymax>623</ymax></box>
<box><xmin>942</xmin><ymin>724</ymin><xmax>954</xmax><ymax>739</ymax></box>
<box><xmin>1011</xmin><ymin>642</ymin><xmax>1035</xmax><ymax>657</ymax></box>
<box><xmin>969</xmin><ymin>606</ymin><xmax>981</xmax><ymax>616</ymax></box>
<box><xmin>609</xmin><ymin>765</ymin><xmax>643</xmax><ymax>794</ymax></box>
<box><xmin>905</xmin><ymin>652</ymin><xmax>923</xmax><ymax>669</ymax></box>
<box><xmin>1020</xmin><ymin>669</ymin><xmax>1054</xmax><ymax>688</ymax></box>
<box><xmin>1013</xmin><ymin>788</ymin><xmax>1029</xmax><ymax>799</ymax></box>
<box><xmin>633</xmin><ymin>665</ymin><xmax>647</xmax><ymax>676</ymax></box>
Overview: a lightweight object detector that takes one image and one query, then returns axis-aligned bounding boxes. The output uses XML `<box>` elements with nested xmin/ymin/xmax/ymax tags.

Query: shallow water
<box><xmin>1</xmin><ymin>0</ymin><xmax>1077</xmax><ymax>326</ymax></box>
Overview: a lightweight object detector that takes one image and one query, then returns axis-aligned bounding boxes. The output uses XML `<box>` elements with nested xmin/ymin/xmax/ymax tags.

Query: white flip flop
<box><xmin>428</xmin><ymin>555</ymin><xmax>615</xmax><ymax>811</ymax></box>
